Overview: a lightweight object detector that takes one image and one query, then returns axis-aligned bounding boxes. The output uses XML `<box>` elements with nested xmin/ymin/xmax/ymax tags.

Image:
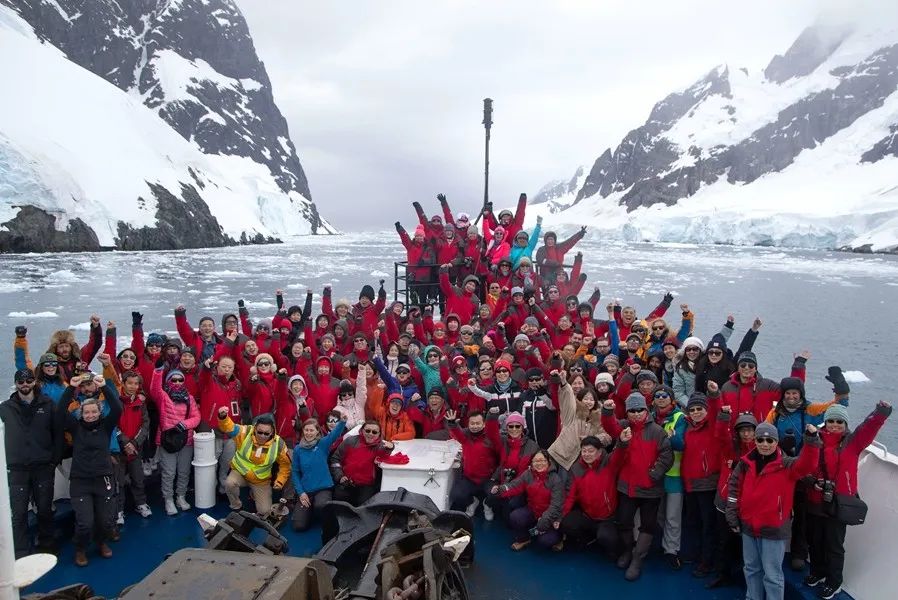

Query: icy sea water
<box><xmin>1</xmin><ymin>232</ymin><xmax>897</xmax><ymax>445</ymax></box>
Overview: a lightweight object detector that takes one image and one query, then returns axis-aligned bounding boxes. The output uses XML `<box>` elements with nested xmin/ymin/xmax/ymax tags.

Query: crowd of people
<box><xmin>3</xmin><ymin>194</ymin><xmax>891</xmax><ymax>600</ymax></box>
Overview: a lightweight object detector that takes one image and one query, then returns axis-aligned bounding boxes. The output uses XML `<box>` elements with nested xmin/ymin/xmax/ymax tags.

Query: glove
<box><xmin>395</xmin><ymin>221</ymin><xmax>402</xmax><ymax>231</ymax></box>
<box><xmin>237</xmin><ymin>299</ymin><xmax>245</xmax><ymax>308</ymax></box>
<box><xmin>131</xmin><ymin>312</ymin><xmax>143</xmax><ymax>328</ymax></box>
<box><xmin>662</xmin><ymin>292</ymin><xmax>674</xmax><ymax>305</ymax></box>
<box><xmin>580</xmin><ymin>226</ymin><xmax>587</xmax><ymax>234</ymax></box>
<box><xmin>825</xmin><ymin>366</ymin><xmax>850</xmax><ymax>396</ymax></box>
<box><xmin>379</xmin><ymin>279</ymin><xmax>385</xmax><ymax>287</ymax></box>
<box><xmin>437</xmin><ymin>193</ymin><xmax>447</xmax><ymax>204</ymax></box>
<box><xmin>15</xmin><ymin>325</ymin><xmax>27</xmax><ymax>338</ymax></box>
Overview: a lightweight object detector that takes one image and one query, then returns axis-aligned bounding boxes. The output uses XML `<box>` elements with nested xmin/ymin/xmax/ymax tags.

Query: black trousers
<box><xmin>560</xmin><ymin>508</ymin><xmax>619</xmax><ymax>554</ymax></box>
<box><xmin>8</xmin><ymin>465</ymin><xmax>55</xmax><ymax>558</ymax></box>
<box><xmin>292</xmin><ymin>489</ymin><xmax>333</xmax><ymax>532</ymax></box>
<box><xmin>616</xmin><ymin>492</ymin><xmax>661</xmax><ymax>536</ymax></box>
<box><xmin>712</xmin><ymin>509</ymin><xmax>743</xmax><ymax>576</ymax></box>
<box><xmin>449</xmin><ymin>476</ymin><xmax>490</xmax><ymax>512</ymax></box>
<box><xmin>332</xmin><ymin>482</ymin><xmax>378</xmax><ymax>507</ymax></box>
<box><xmin>485</xmin><ymin>491</ymin><xmax>526</xmax><ymax>523</ymax></box>
<box><xmin>70</xmin><ymin>476</ymin><xmax>116</xmax><ymax>549</ymax></box>
<box><xmin>807</xmin><ymin>512</ymin><xmax>847</xmax><ymax>587</ymax></box>
<box><xmin>683</xmin><ymin>490</ymin><xmax>717</xmax><ymax>566</ymax></box>
<box><xmin>791</xmin><ymin>484</ymin><xmax>810</xmax><ymax>560</ymax></box>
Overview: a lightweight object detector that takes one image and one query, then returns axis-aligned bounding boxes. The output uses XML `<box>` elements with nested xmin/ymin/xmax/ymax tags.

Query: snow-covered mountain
<box><xmin>530</xmin><ymin>21</ymin><xmax>898</xmax><ymax>253</ymax></box>
<box><xmin>0</xmin><ymin>0</ymin><xmax>334</xmax><ymax>252</ymax></box>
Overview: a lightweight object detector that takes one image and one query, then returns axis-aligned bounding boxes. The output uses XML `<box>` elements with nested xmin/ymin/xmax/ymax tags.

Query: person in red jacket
<box><xmin>560</xmin><ymin>435</ymin><xmax>626</xmax><ymax>556</ymax></box>
<box><xmin>491</xmin><ymin>449</ymin><xmax>565</xmax><ymax>551</ymax></box>
<box><xmin>726</xmin><ymin>422</ymin><xmax>820</xmax><ymax>600</ymax></box>
<box><xmin>706</xmin><ymin>407</ymin><xmax>756</xmax><ymax>589</ymax></box>
<box><xmin>113</xmin><ymin>369</ymin><xmax>151</xmax><ymax>521</ymax></box>
<box><xmin>306</xmin><ymin>356</ymin><xmax>341</xmax><ymax>417</ymax></box>
<box><xmin>352</xmin><ymin>282</ymin><xmax>387</xmax><ymax>339</ymax></box>
<box><xmin>448</xmin><ymin>409</ymin><xmax>501</xmax><ymax>517</ymax></box>
<box><xmin>670</xmin><ymin>392</ymin><xmax>723</xmax><ymax>578</ymax></box>
<box><xmin>483</xmin><ymin>193</ymin><xmax>527</xmax><ymax>240</ymax></box>
<box><xmin>714</xmin><ymin>351</ymin><xmax>807</xmax><ymax>423</ymax></box>
<box><xmin>535</xmin><ymin>227</ymin><xmax>586</xmax><ymax>283</ymax></box>
<box><xmin>483</xmin><ymin>412</ymin><xmax>540</xmax><ymax>523</ymax></box>
<box><xmin>601</xmin><ymin>393</ymin><xmax>674</xmax><ymax>581</ymax></box>
<box><xmin>198</xmin><ymin>343</ymin><xmax>242</xmax><ymax>492</ymax></box>
<box><xmin>408</xmin><ymin>389</ymin><xmax>450</xmax><ymax>438</ymax></box>
<box><xmin>805</xmin><ymin>401</ymin><xmax>891</xmax><ymax>599</ymax></box>
<box><xmin>245</xmin><ymin>354</ymin><xmax>279</xmax><ymax>419</ymax></box>
<box><xmin>328</xmin><ymin>420</ymin><xmax>394</xmax><ymax>506</ymax></box>
<box><xmin>395</xmin><ymin>221</ymin><xmax>435</xmax><ymax>294</ymax></box>
<box><xmin>439</xmin><ymin>266</ymin><xmax>479</xmax><ymax>324</ymax></box>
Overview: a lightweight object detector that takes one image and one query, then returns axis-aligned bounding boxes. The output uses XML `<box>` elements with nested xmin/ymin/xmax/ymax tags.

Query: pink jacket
<box><xmin>151</xmin><ymin>368</ymin><xmax>201</xmax><ymax>446</ymax></box>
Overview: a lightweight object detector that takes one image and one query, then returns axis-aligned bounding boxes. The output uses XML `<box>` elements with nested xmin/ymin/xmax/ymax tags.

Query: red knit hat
<box><xmin>494</xmin><ymin>359</ymin><xmax>512</xmax><ymax>372</ymax></box>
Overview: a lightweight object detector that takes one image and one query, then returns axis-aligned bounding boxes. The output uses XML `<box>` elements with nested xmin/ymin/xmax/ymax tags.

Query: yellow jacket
<box><xmin>218</xmin><ymin>415</ymin><xmax>291</xmax><ymax>487</ymax></box>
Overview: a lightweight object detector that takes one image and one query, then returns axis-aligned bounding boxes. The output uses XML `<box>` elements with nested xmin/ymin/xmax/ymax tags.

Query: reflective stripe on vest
<box><xmin>231</xmin><ymin>428</ymin><xmax>281</xmax><ymax>480</ymax></box>
<box><xmin>663</xmin><ymin>411</ymin><xmax>684</xmax><ymax>478</ymax></box>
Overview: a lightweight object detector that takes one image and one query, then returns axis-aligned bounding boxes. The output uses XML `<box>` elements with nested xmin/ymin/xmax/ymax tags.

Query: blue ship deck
<box><xmin>25</xmin><ymin>494</ymin><xmax>836</xmax><ymax>600</ymax></box>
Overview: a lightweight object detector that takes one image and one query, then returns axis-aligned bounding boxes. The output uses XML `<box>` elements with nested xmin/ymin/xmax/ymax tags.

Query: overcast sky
<box><xmin>236</xmin><ymin>0</ymin><xmax>825</xmax><ymax>231</ymax></box>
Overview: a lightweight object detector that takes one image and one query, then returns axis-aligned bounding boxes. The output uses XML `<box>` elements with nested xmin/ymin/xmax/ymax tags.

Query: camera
<box><xmin>780</xmin><ymin>430</ymin><xmax>797</xmax><ymax>456</ymax></box>
<box><xmin>822</xmin><ymin>480</ymin><xmax>835</xmax><ymax>504</ymax></box>
<box><xmin>503</xmin><ymin>468</ymin><xmax>517</xmax><ymax>481</ymax></box>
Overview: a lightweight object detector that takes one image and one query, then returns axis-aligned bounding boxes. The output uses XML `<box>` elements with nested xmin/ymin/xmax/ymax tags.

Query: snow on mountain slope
<box><xmin>0</xmin><ymin>5</ymin><xmax>326</xmax><ymax>250</ymax></box>
<box><xmin>534</xmin><ymin>20</ymin><xmax>898</xmax><ymax>253</ymax></box>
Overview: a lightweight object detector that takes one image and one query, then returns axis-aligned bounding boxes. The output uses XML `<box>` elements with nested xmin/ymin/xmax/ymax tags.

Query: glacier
<box><xmin>531</xmin><ymin>21</ymin><xmax>898</xmax><ymax>253</ymax></box>
<box><xmin>0</xmin><ymin>3</ymin><xmax>335</xmax><ymax>251</ymax></box>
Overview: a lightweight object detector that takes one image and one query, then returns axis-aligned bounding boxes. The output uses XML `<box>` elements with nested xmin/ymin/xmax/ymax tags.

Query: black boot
<box><xmin>625</xmin><ymin>532</ymin><xmax>653</xmax><ymax>581</ymax></box>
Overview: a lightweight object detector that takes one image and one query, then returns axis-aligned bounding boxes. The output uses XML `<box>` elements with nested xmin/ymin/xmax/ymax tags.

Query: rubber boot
<box><xmin>616</xmin><ymin>529</ymin><xmax>634</xmax><ymax>569</ymax></box>
<box><xmin>625</xmin><ymin>532</ymin><xmax>653</xmax><ymax>581</ymax></box>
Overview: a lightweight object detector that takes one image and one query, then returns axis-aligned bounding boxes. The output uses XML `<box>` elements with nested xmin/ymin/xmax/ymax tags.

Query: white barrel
<box><xmin>192</xmin><ymin>460</ymin><xmax>218</xmax><ymax>509</ymax></box>
<box><xmin>193</xmin><ymin>432</ymin><xmax>216</xmax><ymax>465</ymax></box>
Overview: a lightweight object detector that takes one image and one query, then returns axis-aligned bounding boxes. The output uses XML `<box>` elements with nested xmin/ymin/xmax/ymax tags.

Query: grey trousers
<box><xmin>160</xmin><ymin>445</ymin><xmax>194</xmax><ymax>499</ymax></box>
<box><xmin>215</xmin><ymin>438</ymin><xmax>236</xmax><ymax>490</ymax></box>
<box><xmin>660</xmin><ymin>491</ymin><xmax>683</xmax><ymax>554</ymax></box>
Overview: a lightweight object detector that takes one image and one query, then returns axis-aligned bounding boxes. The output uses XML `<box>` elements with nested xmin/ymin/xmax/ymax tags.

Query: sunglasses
<box><xmin>16</xmin><ymin>377</ymin><xmax>36</xmax><ymax>384</ymax></box>
<box><xmin>756</xmin><ymin>437</ymin><xmax>777</xmax><ymax>444</ymax></box>
<box><xmin>687</xmin><ymin>406</ymin><xmax>706</xmax><ymax>413</ymax></box>
<box><xmin>43</xmin><ymin>361</ymin><xmax>59</xmax><ymax>367</ymax></box>
<box><xmin>707</xmin><ymin>350</ymin><xmax>723</xmax><ymax>356</ymax></box>
<box><xmin>738</xmin><ymin>363</ymin><xmax>757</xmax><ymax>369</ymax></box>
<box><xmin>355</xmin><ymin>339</ymin><xmax>367</xmax><ymax>344</ymax></box>
<box><xmin>397</xmin><ymin>369</ymin><xmax>411</xmax><ymax>374</ymax></box>
<box><xmin>506</xmin><ymin>424</ymin><xmax>523</xmax><ymax>429</ymax></box>
<box><xmin>461</xmin><ymin>331</ymin><xmax>473</xmax><ymax>336</ymax></box>
<box><xmin>257</xmin><ymin>361</ymin><xmax>271</xmax><ymax>367</ymax></box>
<box><xmin>495</xmin><ymin>368</ymin><xmax>509</xmax><ymax>374</ymax></box>
<box><xmin>685</xmin><ymin>347</ymin><xmax>701</xmax><ymax>353</ymax></box>
<box><xmin>528</xmin><ymin>376</ymin><xmax>543</xmax><ymax>382</ymax></box>
<box><xmin>826</xmin><ymin>419</ymin><xmax>846</xmax><ymax>425</ymax></box>
<box><xmin>255</xmin><ymin>430</ymin><xmax>273</xmax><ymax>437</ymax></box>
<box><xmin>653</xmin><ymin>392</ymin><xmax>670</xmax><ymax>399</ymax></box>
<box><xmin>570</xmin><ymin>366</ymin><xmax>583</xmax><ymax>372</ymax></box>
<box><xmin>362</xmin><ymin>428</ymin><xmax>380</xmax><ymax>435</ymax></box>
<box><xmin>326</xmin><ymin>418</ymin><xmax>339</xmax><ymax>424</ymax></box>
<box><xmin>168</xmin><ymin>377</ymin><xmax>185</xmax><ymax>383</ymax></box>
<box><xmin>627</xmin><ymin>408</ymin><xmax>647</xmax><ymax>414</ymax></box>
<box><xmin>652</xmin><ymin>325</ymin><xmax>665</xmax><ymax>331</ymax></box>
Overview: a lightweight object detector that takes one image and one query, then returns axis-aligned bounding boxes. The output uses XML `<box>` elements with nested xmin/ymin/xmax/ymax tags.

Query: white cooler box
<box><xmin>379</xmin><ymin>438</ymin><xmax>461</xmax><ymax>511</ymax></box>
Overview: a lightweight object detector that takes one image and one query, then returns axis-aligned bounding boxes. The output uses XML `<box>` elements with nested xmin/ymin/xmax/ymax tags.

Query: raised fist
<box><xmin>620</xmin><ymin>427</ymin><xmax>633</xmax><ymax>442</ymax></box>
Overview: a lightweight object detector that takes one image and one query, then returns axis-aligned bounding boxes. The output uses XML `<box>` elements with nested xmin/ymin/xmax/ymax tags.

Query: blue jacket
<box><xmin>771</xmin><ymin>396</ymin><xmax>848</xmax><ymax>455</ymax></box>
<box><xmin>413</xmin><ymin>345</ymin><xmax>446</xmax><ymax>399</ymax></box>
<box><xmin>509</xmin><ymin>222</ymin><xmax>542</xmax><ymax>268</ymax></box>
<box><xmin>291</xmin><ymin>420</ymin><xmax>347</xmax><ymax>495</ymax></box>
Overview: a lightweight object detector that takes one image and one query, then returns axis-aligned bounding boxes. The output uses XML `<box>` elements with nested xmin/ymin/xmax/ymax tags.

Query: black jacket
<box><xmin>0</xmin><ymin>391</ymin><xmax>61</xmax><ymax>469</ymax></box>
<box><xmin>61</xmin><ymin>383</ymin><xmax>122</xmax><ymax>479</ymax></box>
<box><xmin>520</xmin><ymin>387</ymin><xmax>557</xmax><ymax>449</ymax></box>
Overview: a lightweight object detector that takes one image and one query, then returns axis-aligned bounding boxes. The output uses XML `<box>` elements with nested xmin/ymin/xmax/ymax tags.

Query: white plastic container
<box><xmin>378</xmin><ymin>439</ymin><xmax>461</xmax><ymax>511</ymax></box>
<box><xmin>193</xmin><ymin>432</ymin><xmax>216</xmax><ymax>465</ymax></box>
<box><xmin>192</xmin><ymin>459</ymin><xmax>218</xmax><ymax>509</ymax></box>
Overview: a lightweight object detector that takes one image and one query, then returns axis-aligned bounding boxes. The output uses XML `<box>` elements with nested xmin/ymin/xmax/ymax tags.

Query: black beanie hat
<box><xmin>360</xmin><ymin>285</ymin><xmax>375</xmax><ymax>302</ymax></box>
